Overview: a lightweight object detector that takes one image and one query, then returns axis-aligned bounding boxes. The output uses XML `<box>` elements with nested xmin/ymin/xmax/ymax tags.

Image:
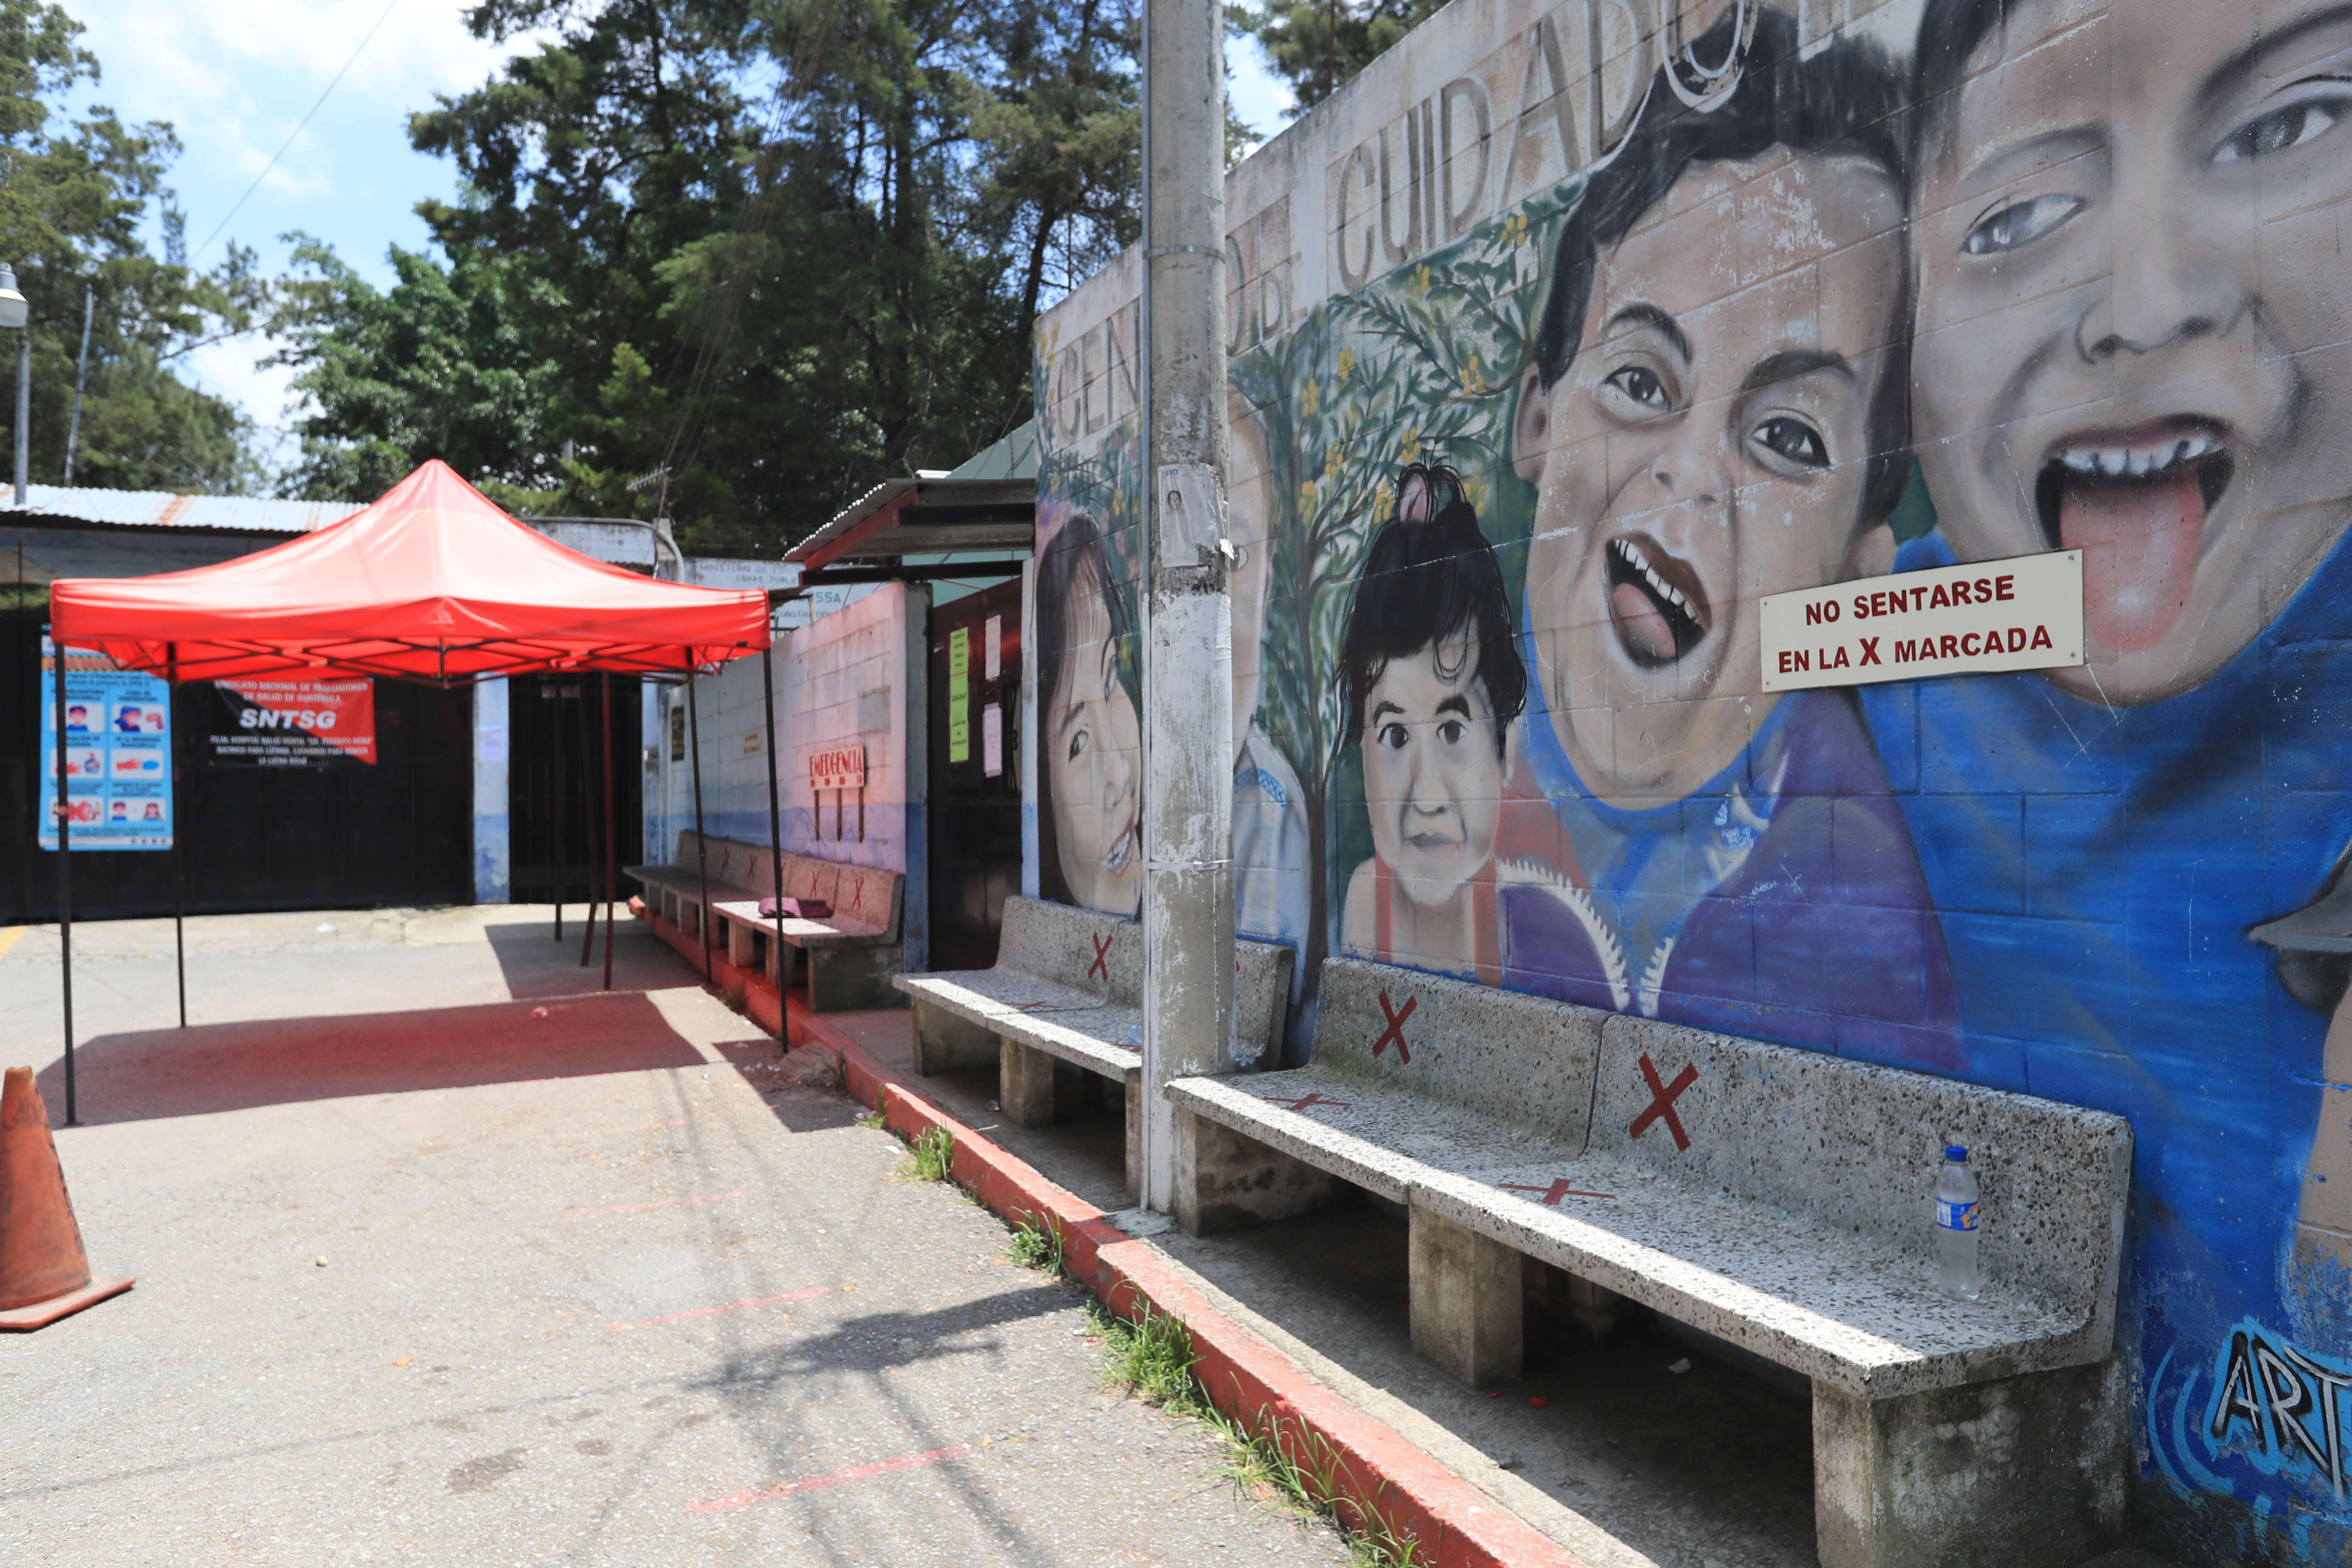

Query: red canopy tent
<box><xmin>43</xmin><ymin>461</ymin><xmax>790</xmax><ymax>1121</ymax></box>
<box><xmin>51</xmin><ymin>459</ymin><xmax>769</xmax><ymax>682</ymax></box>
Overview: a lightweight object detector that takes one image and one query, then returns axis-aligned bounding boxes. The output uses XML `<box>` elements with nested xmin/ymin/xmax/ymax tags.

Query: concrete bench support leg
<box><xmin>910</xmin><ymin>999</ymin><xmax>1000</xmax><ymax>1076</ymax></box>
<box><xmin>1172</xmin><ymin>1109</ymin><xmax>1348</xmax><ymax>1235</ymax></box>
<box><xmin>808</xmin><ymin>946</ymin><xmax>906</xmax><ymax>1012</ymax></box>
<box><xmin>726</xmin><ymin>921</ymin><xmax>757</xmax><ymax>969</ymax></box>
<box><xmin>1123</xmin><ymin>1080</ymin><xmax>1141</xmax><ymax>1201</ymax></box>
<box><xmin>1408</xmin><ymin>1202</ymin><xmax>1523</xmax><ymax>1388</ymax></box>
<box><xmin>1812</xmin><ymin>1357</ymin><xmax>2126</xmax><ymax>1568</ymax></box>
<box><xmin>998</xmin><ymin>1036</ymin><xmax>1056</xmax><ymax>1128</ymax></box>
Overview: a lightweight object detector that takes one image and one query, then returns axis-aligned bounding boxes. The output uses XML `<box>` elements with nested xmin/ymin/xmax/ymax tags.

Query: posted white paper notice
<box><xmin>1759</xmin><ymin>551</ymin><xmax>2083</xmax><ymax>692</ymax></box>
<box><xmin>982</xmin><ymin>702</ymin><xmax>1002</xmax><ymax>778</ymax></box>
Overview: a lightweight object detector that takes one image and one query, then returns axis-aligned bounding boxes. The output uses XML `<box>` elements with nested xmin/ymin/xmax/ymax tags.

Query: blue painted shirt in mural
<box><xmin>1502</xmin><ymin>674</ymin><xmax>1960</xmax><ymax>1071</ymax></box>
<box><xmin>1861</xmin><ymin>530</ymin><xmax>2352</xmax><ymax>1512</ymax></box>
<box><xmin>1234</xmin><ymin>726</ymin><xmax>1314</xmax><ymax>1065</ymax></box>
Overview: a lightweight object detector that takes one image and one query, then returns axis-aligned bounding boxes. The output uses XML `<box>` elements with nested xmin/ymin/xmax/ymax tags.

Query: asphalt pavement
<box><xmin>0</xmin><ymin>908</ymin><xmax>1351</xmax><ymax>1566</ymax></box>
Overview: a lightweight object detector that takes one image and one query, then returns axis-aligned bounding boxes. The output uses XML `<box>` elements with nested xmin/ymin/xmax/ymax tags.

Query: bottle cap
<box><xmin>1945</xmin><ymin>1144</ymin><xmax>1969</xmax><ymax>1161</ymax></box>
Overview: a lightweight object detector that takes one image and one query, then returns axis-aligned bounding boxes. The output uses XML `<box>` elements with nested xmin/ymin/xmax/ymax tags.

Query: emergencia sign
<box><xmin>1759</xmin><ymin>551</ymin><xmax>2084</xmax><ymax>692</ymax></box>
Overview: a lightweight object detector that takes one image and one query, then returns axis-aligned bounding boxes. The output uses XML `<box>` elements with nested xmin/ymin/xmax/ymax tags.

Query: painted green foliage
<box><xmin>1238</xmin><ymin>180</ymin><xmax>1579</xmax><ymax>962</ymax></box>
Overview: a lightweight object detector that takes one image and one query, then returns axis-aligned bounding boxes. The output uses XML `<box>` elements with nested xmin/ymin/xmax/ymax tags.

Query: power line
<box><xmin>192</xmin><ymin>0</ymin><xmax>407</xmax><ymax>263</ymax></box>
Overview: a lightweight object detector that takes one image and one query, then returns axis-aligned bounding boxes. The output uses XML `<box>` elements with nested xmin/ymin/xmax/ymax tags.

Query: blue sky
<box><xmin>58</xmin><ymin>0</ymin><xmax>1295</xmax><ymax>481</ymax></box>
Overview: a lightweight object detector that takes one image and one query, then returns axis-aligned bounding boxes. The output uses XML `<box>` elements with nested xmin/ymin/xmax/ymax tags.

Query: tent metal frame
<box><xmin>46</xmin><ymin>641</ymin><xmax>771</xmax><ymax>1127</ymax></box>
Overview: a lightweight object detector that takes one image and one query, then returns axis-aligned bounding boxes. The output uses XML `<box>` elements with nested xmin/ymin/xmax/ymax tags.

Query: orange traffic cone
<box><xmin>0</xmin><ymin>1066</ymin><xmax>132</xmax><ymax>1330</ymax></box>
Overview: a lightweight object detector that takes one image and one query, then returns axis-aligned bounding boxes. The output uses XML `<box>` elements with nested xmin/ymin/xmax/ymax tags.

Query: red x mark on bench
<box><xmin>1499</xmin><ymin>1176</ymin><xmax>1616</xmax><ymax>1205</ymax></box>
<box><xmin>1087</xmin><ymin>933</ymin><xmax>1113</xmax><ymax>982</ymax></box>
<box><xmin>1629</xmin><ymin>1053</ymin><xmax>1699</xmax><ymax>1151</ymax></box>
<box><xmin>1259</xmin><ymin>1091</ymin><xmax>1349</xmax><ymax>1113</ymax></box>
<box><xmin>1371</xmin><ymin>991</ymin><xmax>1417</xmax><ymax>1064</ymax></box>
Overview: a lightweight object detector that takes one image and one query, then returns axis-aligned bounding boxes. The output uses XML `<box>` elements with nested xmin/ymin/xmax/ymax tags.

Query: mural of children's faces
<box><xmin>1360</xmin><ymin>631</ymin><xmax>1506</xmax><ymax>906</ymax></box>
<box><xmin>1912</xmin><ymin>0</ymin><xmax>2352</xmax><ymax>702</ymax></box>
<box><xmin>1044</xmin><ymin>566</ymin><xmax>1142</xmax><ymax>916</ymax></box>
<box><xmin>1228</xmin><ymin>385</ymin><xmax>1277</xmax><ymax>746</ymax></box>
<box><xmin>1515</xmin><ymin>151</ymin><xmax>1904</xmax><ymax>803</ymax></box>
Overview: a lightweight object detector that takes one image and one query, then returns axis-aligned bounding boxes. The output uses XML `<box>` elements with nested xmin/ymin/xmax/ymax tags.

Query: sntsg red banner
<box><xmin>209</xmin><ymin>678</ymin><xmax>377</xmax><ymax>766</ymax></box>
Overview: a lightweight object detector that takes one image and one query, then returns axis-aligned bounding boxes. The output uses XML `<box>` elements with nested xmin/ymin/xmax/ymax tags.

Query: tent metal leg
<box><xmin>761</xmin><ymin>646</ymin><xmax>785</xmax><ymax>1016</ymax></box>
<box><xmin>601</xmin><ymin>672</ymin><xmax>616</xmax><ymax>992</ymax></box>
<box><xmin>553</xmin><ymin>678</ymin><xmax>566</xmax><ymax>942</ymax></box>
<box><xmin>686</xmin><ymin>662</ymin><xmax>713</xmax><ymax>985</ymax></box>
<box><xmin>173</xmin><ymin>828</ymin><xmax>186</xmax><ymax>1029</ymax></box>
<box><xmin>169</xmin><ymin>643</ymin><xmax>186</xmax><ymax>1029</ymax></box>
<box><xmin>578</xmin><ymin>679</ymin><xmax>600</xmax><ymax>970</ymax></box>
<box><xmin>51</xmin><ymin>639</ymin><xmax>75</xmax><ymax>1126</ymax></box>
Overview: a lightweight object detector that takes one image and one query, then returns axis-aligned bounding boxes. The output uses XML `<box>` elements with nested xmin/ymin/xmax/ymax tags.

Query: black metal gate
<box><xmin>2</xmin><ymin>604</ymin><xmax>476</xmax><ymax>922</ymax></box>
<box><xmin>925</xmin><ymin>580</ymin><xmax>1023</xmax><ymax>971</ymax></box>
<box><xmin>506</xmin><ymin>672</ymin><xmax>643</xmax><ymax>908</ymax></box>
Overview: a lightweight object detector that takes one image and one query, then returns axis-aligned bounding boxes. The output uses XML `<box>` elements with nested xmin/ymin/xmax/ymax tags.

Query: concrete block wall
<box><xmin>1028</xmin><ymin>0</ymin><xmax>2352</xmax><ymax>1557</ymax></box>
<box><xmin>654</xmin><ymin>582</ymin><xmax>928</xmax><ymax>969</ymax></box>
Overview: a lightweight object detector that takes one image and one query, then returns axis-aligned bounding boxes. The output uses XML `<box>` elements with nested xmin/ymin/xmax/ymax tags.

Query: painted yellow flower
<box><xmin>1335</xmin><ymin>346</ymin><xmax>1356</xmax><ymax>383</ymax></box>
<box><xmin>1324</xmin><ymin>446</ymin><xmax>1342</xmax><ymax>481</ymax></box>
<box><xmin>1461</xmin><ymin>353</ymin><xmax>1485</xmax><ymax>393</ymax></box>
<box><xmin>1298</xmin><ymin>479</ymin><xmax>1318</xmax><ymax>514</ymax></box>
<box><xmin>1502</xmin><ymin>213</ymin><xmax>1528</xmax><ymax>248</ymax></box>
<box><xmin>1411</xmin><ymin>263</ymin><xmax>1432</xmax><ymax>295</ymax></box>
<box><xmin>1301</xmin><ymin>378</ymin><xmax>1320</xmax><ymax>416</ymax></box>
<box><xmin>1399</xmin><ymin>425</ymin><xmax>1421</xmax><ymax>462</ymax></box>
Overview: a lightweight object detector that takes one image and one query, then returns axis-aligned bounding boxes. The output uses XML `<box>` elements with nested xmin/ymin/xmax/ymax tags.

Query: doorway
<box><xmin>508</xmin><ymin>673</ymin><xmax>642</xmax><ymax>909</ymax></box>
<box><xmin>926</xmin><ymin>579</ymin><xmax>1023</xmax><ymax>971</ymax></box>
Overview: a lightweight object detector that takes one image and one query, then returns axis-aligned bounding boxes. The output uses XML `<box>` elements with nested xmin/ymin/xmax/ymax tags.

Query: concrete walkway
<box><xmin>0</xmin><ymin>910</ymin><xmax>1350</xmax><ymax>1566</ymax></box>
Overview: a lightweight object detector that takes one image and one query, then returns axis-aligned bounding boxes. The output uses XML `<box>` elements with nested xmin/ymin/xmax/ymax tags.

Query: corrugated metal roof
<box><xmin>15</xmin><ymin>485</ymin><xmax>365</xmax><ymax>533</ymax></box>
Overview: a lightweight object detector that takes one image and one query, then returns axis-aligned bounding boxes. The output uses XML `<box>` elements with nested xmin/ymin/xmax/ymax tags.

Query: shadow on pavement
<box><xmin>39</xmin><ymin>991</ymin><xmax>707</xmax><ymax>1127</ymax></box>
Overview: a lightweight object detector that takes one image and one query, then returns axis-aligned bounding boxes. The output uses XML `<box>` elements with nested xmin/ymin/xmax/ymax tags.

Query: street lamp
<box><xmin>0</xmin><ymin>264</ymin><xmax>26</xmax><ymax>508</ymax></box>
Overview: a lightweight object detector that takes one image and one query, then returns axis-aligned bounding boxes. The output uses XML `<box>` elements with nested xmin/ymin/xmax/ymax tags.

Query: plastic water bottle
<box><xmin>1935</xmin><ymin>1143</ymin><xmax>1981</xmax><ymax>1301</ymax></box>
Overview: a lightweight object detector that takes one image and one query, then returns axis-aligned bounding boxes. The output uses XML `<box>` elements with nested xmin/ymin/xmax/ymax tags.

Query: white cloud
<box><xmin>1227</xmin><ymin>33</ymin><xmax>1296</xmax><ymax>143</ymax></box>
<box><xmin>181</xmin><ymin>336</ymin><xmax>302</xmax><ymax>434</ymax></box>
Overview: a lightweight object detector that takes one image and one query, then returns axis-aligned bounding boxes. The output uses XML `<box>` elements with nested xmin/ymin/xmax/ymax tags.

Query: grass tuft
<box><xmin>1007</xmin><ymin>1210</ymin><xmax>1068</xmax><ymax>1279</ymax></box>
<box><xmin>1084</xmin><ymin>1296</ymin><xmax>1424</xmax><ymax>1566</ymax></box>
<box><xmin>899</xmin><ymin>1124</ymin><xmax>954</xmax><ymax>1183</ymax></box>
<box><xmin>1089</xmin><ymin>1298</ymin><xmax>1202</xmax><ymax>1412</ymax></box>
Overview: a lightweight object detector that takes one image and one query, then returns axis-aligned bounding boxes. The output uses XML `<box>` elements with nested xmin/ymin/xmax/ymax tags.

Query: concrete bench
<box><xmin>627</xmin><ymin>830</ymin><xmax>905</xmax><ymax>1011</ymax></box>
<box><xmin>1167</xmin><ymin>956</ymin><xmax>2133</xmax><ymax>1568</ymax></box>
<box><xmin>894</xmin><ymin>895</ymin><xmax>1292</xmax><ymax>1197</ymax></box>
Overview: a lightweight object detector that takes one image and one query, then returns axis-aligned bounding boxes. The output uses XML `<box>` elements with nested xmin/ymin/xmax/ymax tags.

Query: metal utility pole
<box><xmin>0</xmin><ymin>263</ymin><xmax>29</xmax><ymax>508</ymax></box>
<box><xmin>1137</xmin><ymin>0</ymin><xmax>1234</xmax><ymax>1213</ymax></box>
<box><xmin>63</xmin><ymin>285</ymin><xmax>92</xmax><ymax>487</ymax></box>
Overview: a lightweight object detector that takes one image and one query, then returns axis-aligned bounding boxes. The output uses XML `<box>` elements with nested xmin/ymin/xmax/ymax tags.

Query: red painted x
<box><xmin>1500</xmin><ymin>1176</ymin><xmax>1616</xmax><ymax>1205</ymax></box>
<box><xmin>1629</xmin><ymin>1054</ymin><xmax>1698</xmax><ymax>1151</ymax></box>
<box><xmin>1087</xmin><ymin>933</ymin><xmax>1112</xmax><ymax>982</ymax></box>
<box><xmin>1372</xmin><ymin>991</ymin><xmax>1417</xmax><ymax>1063</ymax></box>
<box><xmin>1260</xmin><ymin>1091</ymin><xmax>1349</xmax><ymax>1113</ymax></box>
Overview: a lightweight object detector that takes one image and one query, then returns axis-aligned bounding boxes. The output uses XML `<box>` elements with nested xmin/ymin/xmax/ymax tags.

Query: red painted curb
<box><xmin>783</xmin><ymin>998</ymin><xmax>1593</xmax><ymax>1568</ymax></box>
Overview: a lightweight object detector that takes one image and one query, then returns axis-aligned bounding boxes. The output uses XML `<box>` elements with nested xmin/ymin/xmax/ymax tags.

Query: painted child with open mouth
<box><xmin>1890</xmin><ymin>0</ymin><xmax>2352</xmax><ymax>1368</ymax></box>
<box><xmin>1338</xmin><ymin>465</ymin><xmax>1525</xmax><ymax>982</ymax></box>
<box><xmin>1499</xmin><ymin>12</ymin><xmax>1957</xmax><ymax>1064</ymax></box>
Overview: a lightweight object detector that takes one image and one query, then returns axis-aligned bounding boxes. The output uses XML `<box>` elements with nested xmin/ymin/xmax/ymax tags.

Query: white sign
<box><xmin>809</xmin><ymin>744</ymin><xmax>866</xmax><ymax>791</ymax></box>
<box><xmin>1759</xmin><ymin>551</ymin><xmax>2084</xmax><ymax>692</ymax></box>
<box><xmin>982</xmin><ymin>702</ymin><xmax>1003</xmax><ymax>778</ymax></box>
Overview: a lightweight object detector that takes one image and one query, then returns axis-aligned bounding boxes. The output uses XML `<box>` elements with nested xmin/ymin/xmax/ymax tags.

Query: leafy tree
<box><xmin>273</xmin><ymin>0</ymin><xmax>1140</xmax><ymax>557</ymax></box>
<box><xmin>1227</xmin><ymin>0</ymin><xmax>1442</xmax><ymax>114</ymax></box>
<box><xmin>0</xmin><ymin>0</ymin><xmax>267</xmax><ymax>494</ymax></box>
